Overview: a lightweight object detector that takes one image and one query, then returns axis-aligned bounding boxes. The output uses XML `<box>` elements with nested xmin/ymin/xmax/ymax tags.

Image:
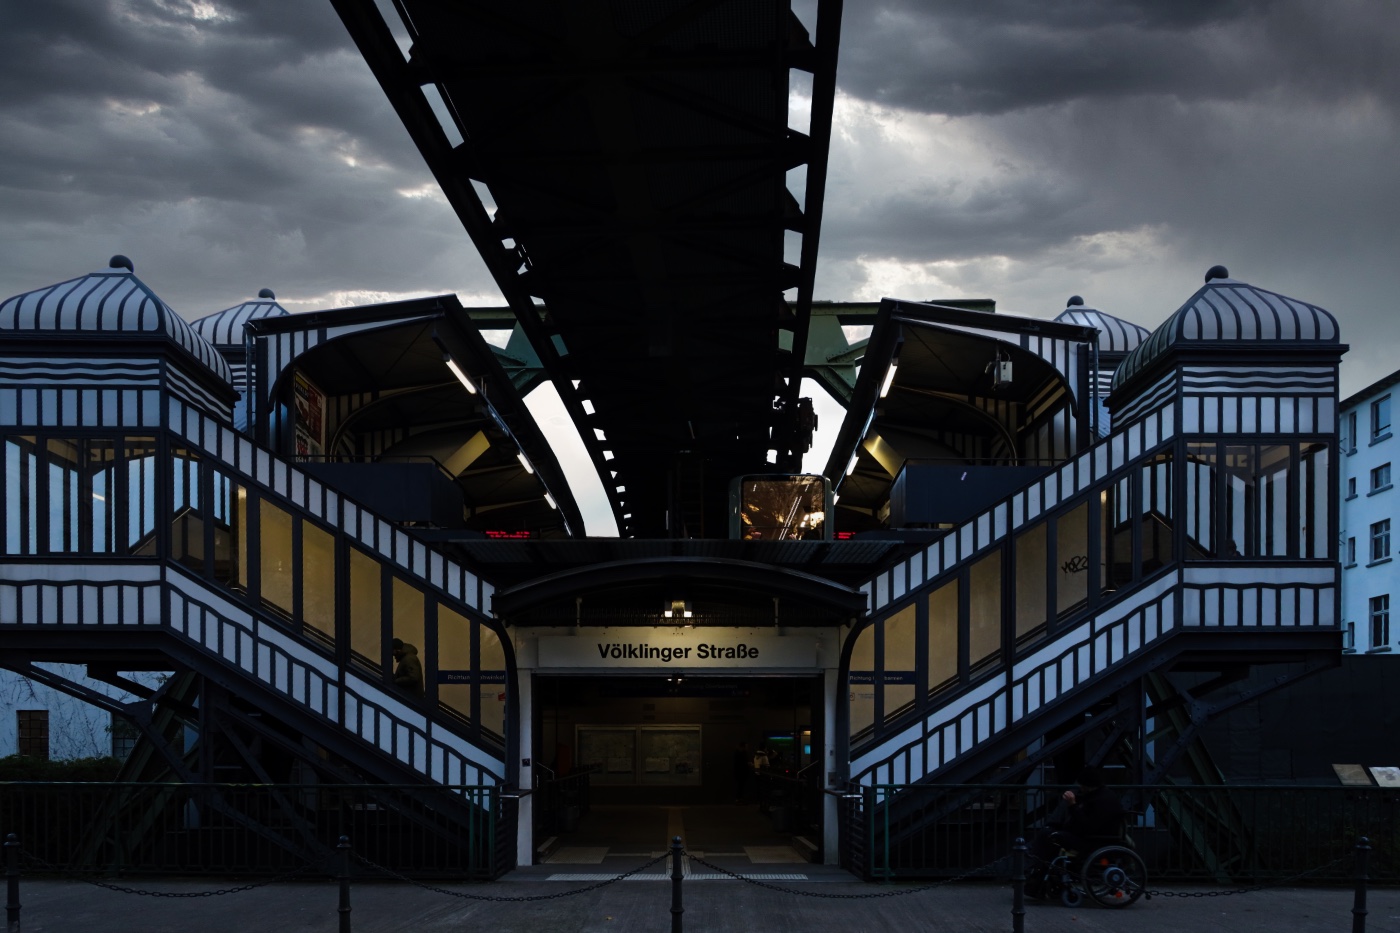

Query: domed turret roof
<box><xmin>1053</xmin><ymin>300</ymin><xmax>1150</xmax><ymax>355</ymax></box>
<box><xmin>0</xmin><ymin>258</ymin><xmax>233</xmax><ymax>385</ymax></box>
<box><xmin>1111</xmin><ymin>268</ymin><xmax>1339</xmax><ymax>393</ymax></box>
<box><xmin>190</xmin><ymin>288</ymin><xmax>290</xmax><ymax>347</ymax></box>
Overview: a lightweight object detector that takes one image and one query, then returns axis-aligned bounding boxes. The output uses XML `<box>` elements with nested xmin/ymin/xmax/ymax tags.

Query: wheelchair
<box><xmin>1036</xmin><ymin>831</ymin><xmax>1147</xmax><ymax>908</ymax></box>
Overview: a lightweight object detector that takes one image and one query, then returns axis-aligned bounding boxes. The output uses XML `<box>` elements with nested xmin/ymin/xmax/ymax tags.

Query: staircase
<box><xmin>1</xmin><ymin>396</ymin><xmax>514</xmax><ymax>872</ymax></box>
<box><xmin>846</xmin><ymin>391</ymin><xmax>1340</xmax><ymax>792</ymax></box>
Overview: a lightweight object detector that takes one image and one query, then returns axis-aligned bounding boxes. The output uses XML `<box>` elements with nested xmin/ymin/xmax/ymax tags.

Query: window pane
<box><xmin>927</xmin><ymin>578</ymin><xmax>958</xmax><ymax>694</ymax></box>
<box><xmin>88</xmin><ymin>439</ymin><xmax>118</xmax><ymax>554</ymax></box>
<box><xmin>302</xmin><ymin>520</ymin><xmax>336</xmax><ymax>645</ymax></box>
<box><xmin>45</xmin><ymin>439</ymin><xmax>82</xmax><ymax>553</ymax></box>
<box><xmin>126</xmin><ymin>439</ymin><xmax>159</xmax><ymax>553</ymax></box>
<box><xmin>437</xmin><ymin>604</ymin><xmax>474</xmax><ymax>719</ymax></box>
<box><xmin>170</xmin><ymin>449</ymin><xmax>205</xmax><ymax>571</ymax></box>
<box><xmin>1104</xmin><ymin>475</ymin><xmax>1134</xmax><ymax>588</ymax></box>
<box><xmin>211</xmin><ymin>473</ymin><xmax>247</xmax><ymax>590</ymax></box>
<box><xmin>259</xmin><ymin>499</ymin><xmax>295</xmax><ymax>618</ymax></box>
<box><xmin>849</xmin><ymin>625</ymin><xmax>877</xmax><ymax>737</ymax></box>
<box><xmin>1223</xmin><ymin>446</ymin><xmax>1253</xmax><ymax>558</ymax></box>
<box><xmin>968</xmin><ymin>550</ymin><xmax>1002</xmax><ymax>668</ymax></box>
<box><xmin>1056</xmin><ymin>502</ymin><xmax>1091</xmax><ymax>614</ymax></box>
<box><xmin>1185</xmin><ymin>444</ymin><xmax>1216</xmax><ymax>557</ymax></box>
<box><xmin>348</xmin><ymin>548</ymin><xmax>381</xmax><ymax>666</ymax></box>
<box><xmin>5</xmin><ymin>436</ymin><xmax>39</xmax><ymax>555</ymax></box>
<box><xmin>1015</xmin><ymin>524</ymin><xmax>1047</xmax><ymax>641</ymax></box>
<box><xmin>1298</xmin><ymin>444</ymin><xmax>1330</xmax><ymax>559</ymax></box>
<box><xmin>478</xmin><ymin>625</ymin><xmax>507</xmax><ymax>737</ymax></box>
<box><xmin>392</xmin><ymin>578</ymin><xmax>426</xmax><ymax>697</ymax></box>
<box><xmin>1258</xmin><ymin>445</ymin><xmax>1290</xmax><ymax>557</ymax></box>
<box><xmin>1141</xmin><ymin>454</ymin><xmax>1173</xmax><ymax>572</ymax></box>
<box><xmin>882</xmin><ymin>603</ymin><xmax>917</xmax><ymax>723</ymax></box>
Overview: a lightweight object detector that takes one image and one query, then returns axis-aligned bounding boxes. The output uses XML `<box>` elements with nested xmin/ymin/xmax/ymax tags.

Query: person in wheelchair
<box><xmin>1025</xmin><ymin>766</ymin><xmax>1126</xmax><ymax>899</ymax></box>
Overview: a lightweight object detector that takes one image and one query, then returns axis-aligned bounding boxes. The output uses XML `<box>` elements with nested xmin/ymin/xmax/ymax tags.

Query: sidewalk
<box><xmin>10</xmin><ymin>873</ymin><xmax>1400</xmax><ymax>933</ymax></box>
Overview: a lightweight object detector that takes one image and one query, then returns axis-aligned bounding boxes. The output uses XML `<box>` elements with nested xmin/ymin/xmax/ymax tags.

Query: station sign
<box><xmin>537</xmin><ymin>632</ymin><xmax>818</xmax><ymax>671</ymax></box>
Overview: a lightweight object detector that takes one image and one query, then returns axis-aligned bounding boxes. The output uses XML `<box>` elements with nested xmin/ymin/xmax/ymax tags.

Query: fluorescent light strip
<box><xmin>879</xmin><ymin>362</ymin><xmax>898</xmax><ymax>398</ymax></box>
<box><xmin>445</xmin><ymin>357</ymin><xmax>477</xmax><ymax>394</ymax></box>
<box><xmin>517</xmin><ymin>452</ymin><xmax>534</xmax><ymax>474</ymax></box>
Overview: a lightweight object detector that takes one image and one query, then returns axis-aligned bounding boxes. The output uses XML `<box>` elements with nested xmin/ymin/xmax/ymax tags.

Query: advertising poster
<box><xmin>293</xmin><ymin>372</ymin><xmax>326</xmax><ymax>457</ymax></box>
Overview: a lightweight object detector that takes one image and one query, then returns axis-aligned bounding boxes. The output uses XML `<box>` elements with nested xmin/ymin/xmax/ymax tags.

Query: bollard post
<box><xmin>1352</xmin><ymin>836</ymin><xmax>1370</xmax><ymax>933</ymax></box>
<box><xmin>5</xmin><ymin>833</ymin><xmax>19</xmax><ymax>933</ymax></box>
<box><xmin>1011</xmin><ymin>837</ymin><xmax>1026</xmax><ymax>933</ymax></box>
<box><xmin>670</xmin><ymin>835</ymin><xmax>684</xmax><ymax>933</ymax></box>
<box><xmin>338</xmin><ymin>835</ymin><xmax>352</xmax><ymax>933</ymax></box>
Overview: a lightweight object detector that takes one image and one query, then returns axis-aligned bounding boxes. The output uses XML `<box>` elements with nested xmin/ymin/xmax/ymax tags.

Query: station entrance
<box><xmin>531</xmin><ymin>673</ymin><xmax>825</xmax><ymax>860</ymax></box>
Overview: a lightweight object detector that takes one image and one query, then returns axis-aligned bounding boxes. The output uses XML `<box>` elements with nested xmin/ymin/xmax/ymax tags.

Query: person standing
<box><xmin>392</xmin><ymin>638</ymin><xmax>424</xmax><ymax>696</ymax></box>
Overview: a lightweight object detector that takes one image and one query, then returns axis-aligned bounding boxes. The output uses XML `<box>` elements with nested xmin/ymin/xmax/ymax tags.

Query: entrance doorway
<box><xmin>532</xmin><ymin>673</ymin><xmax>823</xmax><ymax>861</ymax></box>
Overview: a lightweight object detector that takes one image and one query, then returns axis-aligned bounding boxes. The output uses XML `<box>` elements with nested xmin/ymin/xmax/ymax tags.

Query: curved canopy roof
<box><xmin>492</xmin><ymin>555</ymin><xmax>868</xmax><ymax>626</ymax></box>
<box><xmin>1112</xmin><ymin>274</ymin><xmax>1340</xmax><ymax>393</ymax></box>
<box><xmin>0</xmin><ymin>262</ymin><xmax>233</xmax><ymax>386</ymax></box>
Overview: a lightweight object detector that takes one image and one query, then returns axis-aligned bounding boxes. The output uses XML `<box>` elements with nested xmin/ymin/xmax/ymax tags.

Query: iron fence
<box><xmin>0</xmin><ymin>782</ymin><xmax>510</xmax><ymax>880</ymax></box>
<box><xmin>845</xmin><ymin>783</ymin><xmax>1400</xmax><ymax>884</ymax></box>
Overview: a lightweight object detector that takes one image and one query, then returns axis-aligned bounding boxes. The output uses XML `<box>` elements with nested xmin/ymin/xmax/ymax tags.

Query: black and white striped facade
<box><xmin>0</xmin><ymin>267</ymin><xmax>510</xmax><ymax>792</ymax></box>
<box><xmin>0</xmin><ymin>261</ymin><xmax>1348</xmax><ymax>864</ymax></box>
<box><xmin>1055</xmin><ymin>305</ymin><xmax>1150</xmax><ymax>437</ymax></box>
<box><xmin>190</xmin><ymin>297</ymin><xmax>290</xmax><ymax>429</ymax></box>
<box><xmin>845</xmin><ymin>274</ymin><xmax>1345</xmax><ymax>790</ymax></box>
<box><xmin>0</xmin><ymin>268</ymin><xmax>238</xmax><ymax>423</ymax></box>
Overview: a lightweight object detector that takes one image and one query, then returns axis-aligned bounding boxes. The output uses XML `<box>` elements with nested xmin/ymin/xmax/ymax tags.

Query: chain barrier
<box><xmin>20</xmin><ymin>848</ymin><xmax>330</xmax><ymax>898</ymax></box>
<box><xmin>1142</xmin><ymin>853</ymin><xmax>1355</xmax><ymax>900</ymax></box>
<box><xmin>353</xmin><ymin>850</ymin><xmax>670</xmax><ymax>902</ymax></box>
<box><xmin>683</xmin><ymin>850</ymin><xmax>1012</xmax><ymax>899</ymax></box>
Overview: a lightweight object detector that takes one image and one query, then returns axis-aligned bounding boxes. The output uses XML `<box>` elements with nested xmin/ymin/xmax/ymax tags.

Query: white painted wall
<box><xmin>0</xmin><ymin>666</ymin><xmax>168</xmax><ymax>760</ymax></box>
<box><xmin>1340</xmin><ymin>377</ymin><xmax>1400</xmax><ymax>653</ymax></box>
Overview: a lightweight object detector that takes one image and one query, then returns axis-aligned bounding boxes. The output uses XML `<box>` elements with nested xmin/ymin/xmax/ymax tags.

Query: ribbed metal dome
<box><xmin>1111</xmin><ymin>276</ymin><xmax>1340</xmax><ymax>393</ymax></box>
<box><xmin>1053</xmin><ymin>306</ymin><xmax>1151</xmax><ymax>354</ymax></box>
<box><xmin>190</xmin><ymin>294</ymin><xmax>290</xmax><ymax>347</ymax></box>
<box><xmin>0</xmin><ymin>266</ymin><xmax>234</xmax><ymax>385</ymax></box>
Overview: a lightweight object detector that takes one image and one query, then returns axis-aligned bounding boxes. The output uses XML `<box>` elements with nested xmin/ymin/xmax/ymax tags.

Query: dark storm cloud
<box><xmin>0</xmin><ymin>0</ymin><xmax>496</xmax><ymax>313</ymax></box>
<box><xmin>836</xmin><ymin>0</ymin><xmax>1400</xmax><ymax>117</ymax></box>
<box><xmin>818</xmin><ymin>0</ymin><xmax>1400</xmax><ymax>392</ymax></box>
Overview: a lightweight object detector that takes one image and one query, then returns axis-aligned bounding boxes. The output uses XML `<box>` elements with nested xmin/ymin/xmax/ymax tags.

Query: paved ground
<box><xmin>12</xmin><ymin>871</ymin><xmax>1400</xmax><ymax>932</ymax></box>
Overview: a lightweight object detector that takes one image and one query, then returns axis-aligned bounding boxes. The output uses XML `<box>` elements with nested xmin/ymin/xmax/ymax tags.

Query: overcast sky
<box><xmin>1</xmin><ymin>0</ymin><xmax>1394</xmax><ymax>400</ymax></box>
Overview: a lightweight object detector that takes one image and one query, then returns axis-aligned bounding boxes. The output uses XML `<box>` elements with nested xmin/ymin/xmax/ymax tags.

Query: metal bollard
<box><xmin>1352</xmin><ymin>836</ymin><xmax>1370</xmax><ymax>933</ymax></box>
<box><xmin>5</xmin><ymin>834</ymin><xmax>18</xmax><ymax>933</ymax></box>
<box><xmin>670</xmin><ymin>835</ymin><xmax>684</xmax><ymax>933</ymax></box>
<box><xmin>338</xmin><ymin>835</ymin><xmax>352</xmax><ymax>933</ymax></box>
<box><xmin>1011</xmin><ymin>837</ymin><xmax>1026</xmax><ymax>933</ymax></box>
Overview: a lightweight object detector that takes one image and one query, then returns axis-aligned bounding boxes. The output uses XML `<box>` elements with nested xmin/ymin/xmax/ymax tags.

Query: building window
<box><xmin>1371</xmin><ymin>519</ymin><xmax>1391</xmax><ymax>562</ymax></box>
<box><xmin>1347</xmin><ymin>477</ymin><xmax>1357</xmax><ymax>498</ymax></box>
<box><xmin>1372</xmin><ymin>463</ymin><xmax>1392</xmax><ymax>492</ymax></box>
<box><xmin>111</xmin><ymin>716</ymin><xmax>139</xmax><ymax>761</ymax></box>
<box><xmin>1370</xmin><ymin>595</ymin><xmax>1390</xmax><ymax>648</ymax></box>
<box><xmin>1344</xmin><ymin>621</ymin><xmax>1356</xmax><ymax>650</ymax></box>
<box><xmin>1346</xmin><ymin>411</ymin><xmax>1358</xmax><ymax>452</ymax></box>
<box><xmin>1347</xmin><ymin>536</ymin><xmax>1357</xmax><ymax>566</ymax></box>
<box><xmin>1373</xmin><ymin>396</ymin><xmax>1392</xmax><ymax>440</ymax></box>
<box><xmin>17</xmin><ymin>710</ymin><xmax>49</xmax><ymax>760</ymax></box>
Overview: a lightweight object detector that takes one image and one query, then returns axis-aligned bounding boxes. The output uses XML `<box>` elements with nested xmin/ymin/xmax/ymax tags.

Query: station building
<box><xmin>0</xmin><ymin>255</ymin><xmax>1347</xmax><ymax>871</ymax></box>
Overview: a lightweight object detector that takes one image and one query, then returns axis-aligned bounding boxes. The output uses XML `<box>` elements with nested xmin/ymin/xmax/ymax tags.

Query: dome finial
<box><xmin>1205</xmin><ymin>264</ymin><xmax>1229</xmax><ymax>283</ymax></box>
<box><xmin>109</xmin><ymin>255</ymin><xmax>134</xmax><ymax>272</ymax></box>
<box><xmin>1067</xmin><ymin>295</ymin><xmax>1084</xmax><ymax>307</ymax></box>
<box><xmin>257</xmin><ymin>288</ymin><xmax>276</xmax><ymax>300</ymax></box>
